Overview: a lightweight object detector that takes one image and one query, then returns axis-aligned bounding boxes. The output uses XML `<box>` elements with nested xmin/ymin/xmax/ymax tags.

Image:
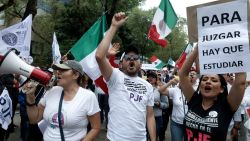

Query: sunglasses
<box><xmin>124</xmin><ymin>54</ymin><xmax>140</xmax><ymax>61</ymax></box>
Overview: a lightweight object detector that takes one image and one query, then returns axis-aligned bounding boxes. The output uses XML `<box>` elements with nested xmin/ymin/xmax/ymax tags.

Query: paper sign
<box><xmin>187</xmin><ymin>0</ymin><xmax>250</xmax><ymax>42</ymax></box>
<box><xmin>197</xmin><ymin>0</ymin><xmax>250</xmax><ymax>74</ymax></box>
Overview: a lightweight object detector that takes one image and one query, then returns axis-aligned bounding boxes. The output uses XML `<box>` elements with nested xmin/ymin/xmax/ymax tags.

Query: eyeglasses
<box><xmin>227</xmin><ymin>73</ymin><xmax>234</xmax><ymax>77</ymax></box>
<box><xmin>123</xmin><ymin>54</ymin><xmax>140</xmax><ymax>61</ymax></box>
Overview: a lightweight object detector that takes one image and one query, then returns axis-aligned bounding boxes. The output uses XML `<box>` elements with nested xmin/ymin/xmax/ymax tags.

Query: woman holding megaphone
<box><xmin>25</xmin><ymin>60</ymin><xmax>101</xmax><ymax>141</ymax></box>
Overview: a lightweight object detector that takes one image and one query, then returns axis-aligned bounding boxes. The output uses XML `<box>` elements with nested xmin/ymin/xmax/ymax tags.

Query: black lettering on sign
<box><xmin>203</xmin><ymin>48</ymin><xmax>220</xmax><ymax>56</ymax></box>
<box><xmin>223</xmin><ymin>45</ymin><xmax>244</xmax><ymax>54</ymax></box>
<box><xmin>203</xmin><ymin>61</ymin><xmax>243</xmax><ymax>70</ymax></box>
<box><xmin>202</xmin><ymin>11</ymin><xmax>242</xmax><ymax>27</ymax></box>
<box><xmin>202</xmin><ymin>31</ymin><xmax>240</xmax><ymax>42</ymax></box>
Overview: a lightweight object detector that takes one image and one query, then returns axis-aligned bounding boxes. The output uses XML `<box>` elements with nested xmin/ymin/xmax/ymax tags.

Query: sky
<box><xmin>140</xmin><ymin>0</ymin><xmax>218</xmax><ymax>18</ymax></box>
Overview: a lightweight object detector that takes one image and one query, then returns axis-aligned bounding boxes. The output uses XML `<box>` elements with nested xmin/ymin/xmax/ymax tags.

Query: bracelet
<box><xmin>26</xmin><ymin>100</ymin><xmax>36</xmax><ymax>106</ymax></box>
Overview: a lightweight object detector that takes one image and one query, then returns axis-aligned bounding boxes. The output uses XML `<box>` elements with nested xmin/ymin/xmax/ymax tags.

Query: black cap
<box><xmin>124</xmin><ymin>46</ymin><xmax>139</xmax><ymax>55</ymax></box>
<box><xmin>147</xmin><ymin>72</ymin><xmax>157</xmax><ymax>78</ymax></box>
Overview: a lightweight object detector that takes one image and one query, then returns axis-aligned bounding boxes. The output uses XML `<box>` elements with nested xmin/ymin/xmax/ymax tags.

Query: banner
<box><xmin>0</xmin><ymin>15</ymin><xmax>32</xmax><ymax>56</ymax></box>
<box><xmin>141</xmin><ymin>64</ymin><xmax>159</xmax><ymax>70</ymax></box>
<box><xmin>197</xmin><ymin>0</ymin><xmax>250</xmax><ymax>74</ymax></box>
<box><xmin>0</xmin><ymin>89</ymin><xmax>12</xmax><ymax>130</ymax></box>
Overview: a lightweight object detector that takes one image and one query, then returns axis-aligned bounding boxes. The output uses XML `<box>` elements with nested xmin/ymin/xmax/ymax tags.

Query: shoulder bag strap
<box><xmin>58</xmin><ymin>90</ymin><xmax>65</xmax><ymax>141</ymax></box>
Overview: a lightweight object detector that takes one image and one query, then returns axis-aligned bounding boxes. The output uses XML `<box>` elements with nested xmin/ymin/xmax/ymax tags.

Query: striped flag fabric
<box><xmin>150</xmin><ymin>55</ymin><xmax>165</xmax><ymax>69</ymax></box>
<box><xmin>176</xmin><ymin>43</ymin><xmax>193</xmax><ymax>69</ymax></box>
<box><xmin>167</xmin><ymin>57</ymin><xmax>175</xmax><ymax>67</ymax></box>
<box><xmin>70</xmin><ymin>15</ymin><xmax>109</xmax><ymax>94</ymax></box>
<box><xmin>148</xmin><ymin>0</ymin><xmax>178</xmax><ymax>48</ymax></box>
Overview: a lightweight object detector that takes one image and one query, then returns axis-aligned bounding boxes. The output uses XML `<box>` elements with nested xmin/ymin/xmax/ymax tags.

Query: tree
<box><xmin>125</xmin><ymin>7</ymin><xmax>155</xmax><ymax>61</ymax></box>
<box><xmin>161</xmin><ymin>17</ymin><xmax>188</xmax><ymax>61</ymax></box>
<box><xmin>126</xmin><ymin>7</ymin><xmax>187</xmax><ymax>63</ymax></box>
<box><xmin>0</xmin><ymin>0</ymin><xmax>15</xmax><ymax>12</ymax></box>
<box><xmin>1</xmin><ymin>0</ymin><xmax>187</xmax><ymax>67</ymax></box>
<box><xmin>49</xmin><ymin>0</ymin><xmax>146</xmax><ymax>56</ymax></box>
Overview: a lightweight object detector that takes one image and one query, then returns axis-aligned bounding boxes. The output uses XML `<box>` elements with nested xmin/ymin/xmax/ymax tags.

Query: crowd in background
<box><xmin>0</xmin><ymin>65</ymin><xmax>250</xmax><ymax>141</ymax></box>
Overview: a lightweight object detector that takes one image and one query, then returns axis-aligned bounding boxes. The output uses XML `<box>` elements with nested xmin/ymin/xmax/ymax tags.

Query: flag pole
<box><xmin>61</xmin><ymin>50</ymin><xmax>71</xmax><ymax>62</ymax></box>
<box><xmin>64</xmin><ymin>50</ymin><xmax>70</xmax><ymax>56</ymax></box>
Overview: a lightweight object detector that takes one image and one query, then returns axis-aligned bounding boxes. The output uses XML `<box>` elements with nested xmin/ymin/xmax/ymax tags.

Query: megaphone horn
<box><xmin>0</xmin><ymin>49</ymin><xmax>52</xmax><ymax>85</ymax></box>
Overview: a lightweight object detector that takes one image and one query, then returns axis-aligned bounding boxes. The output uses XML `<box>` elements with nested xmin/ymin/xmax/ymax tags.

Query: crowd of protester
<box><xmin>0</xmin><ymin>12</ymin><xmax>249</xmax><ymax>141</ymax></box>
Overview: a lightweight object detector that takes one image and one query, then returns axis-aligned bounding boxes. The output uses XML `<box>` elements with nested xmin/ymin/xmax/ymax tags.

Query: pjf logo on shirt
<box><xmin>130</xmin><ymin>93</ymin><xmax>143</xmax><ymax>102</ymax></box>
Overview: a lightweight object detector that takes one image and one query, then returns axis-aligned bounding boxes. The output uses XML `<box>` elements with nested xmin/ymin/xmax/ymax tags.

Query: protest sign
<box><xmin>187</xmin><ymin>0</ymin><xmax>250</xmax><ymax>42</ymax></box>
<box><xmin>197</xmin><ymin>0</ymin><xmax>250</xmax><ymax>74</ymax></box>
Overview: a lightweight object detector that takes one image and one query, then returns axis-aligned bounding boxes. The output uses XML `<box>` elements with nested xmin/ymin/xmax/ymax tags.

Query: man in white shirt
<box><xmin>96</xmin><ymin>12</ymin><xmax>156</xmax><ymax>141</ymax></box>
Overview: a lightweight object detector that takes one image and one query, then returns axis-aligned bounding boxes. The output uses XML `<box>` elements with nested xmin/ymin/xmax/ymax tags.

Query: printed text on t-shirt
<box><xmin>124</xmin><ymin>78</ymin><xmax>147</xmax><ymax>102</ymax></box>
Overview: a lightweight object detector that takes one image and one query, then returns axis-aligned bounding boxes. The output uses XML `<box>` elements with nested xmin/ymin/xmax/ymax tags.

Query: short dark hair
<box><xmin>147</xmin><ymin>72</ymin><xmax>157</xmax><ymax>79</ymax></box>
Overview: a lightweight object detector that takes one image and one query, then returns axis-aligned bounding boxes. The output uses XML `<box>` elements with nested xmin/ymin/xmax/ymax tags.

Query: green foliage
<box><xmin>124</xmin><ymin>8</ymin><xmax>154</xmax><ymax>59</ymax></box>
<box><xmin>49</xmin><ymin>0</ymin><xmax>103</xmax><ymax>56</ymax></box>
<box><xmin>126</xmin><ymin>7</ymin><xmax>187</xmax><ymax>63</ymax></box>
<box><xmin>164</xmin><ymin>17</ymin><xmax>188</xmax><ymax>61</ymax></box>
<box><xmin>31</xmin><ymin>14</ymin><xmax>55</xmax><ymax>66</ymax></box>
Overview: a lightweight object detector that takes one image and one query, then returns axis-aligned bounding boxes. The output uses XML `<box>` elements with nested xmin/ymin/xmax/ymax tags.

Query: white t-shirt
<box><xmin>168</xmin><ymin>87</ymin><xmax>188</xmax><ymax>124</ymax></box>
<box><xmin>39</xmin><ymin>86</ymin><xmax>100</xmax><ymax>141</ymax></box>
<box><xmin>107</xmin><ymin>69</ymin><xmax>154</xmax><ymax>141</ymax></box>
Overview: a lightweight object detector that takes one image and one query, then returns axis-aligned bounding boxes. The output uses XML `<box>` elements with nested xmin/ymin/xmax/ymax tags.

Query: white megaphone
<box><xmin>0</xmin><ymin>49</ymin><xmax>53</xmax><ymax>86</ymax></box>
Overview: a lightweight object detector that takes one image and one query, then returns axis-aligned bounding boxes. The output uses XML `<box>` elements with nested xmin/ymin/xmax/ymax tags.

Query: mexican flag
<box><xmin>150</xmin><ymin>55</ymin><xmax>165</xmax><ymax>69</ymax></box>
<box><xmin>167</xmin><ymin>57</ymin><xmax>175</xmax><ymax>67</ymax></box>
<box><xmin>70</xmin><ymin>15</ymin><xmax>108</xmax><ymax>94</ymax></box>
<box><xmin>176</xmin><ymin>43</ymin><xmax>193</xmax><ymax>69</ymax></box>
<box><xmin>148</xmin><ymin>0</ymin><xmax>178</xmax><ymax>48</ymax></box>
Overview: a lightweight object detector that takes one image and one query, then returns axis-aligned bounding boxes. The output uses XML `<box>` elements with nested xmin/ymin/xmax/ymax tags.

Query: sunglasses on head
<box><xmin>124</xmin><ymin>54</ymin><xmax>140</xmax><ymax>61</ymax></box>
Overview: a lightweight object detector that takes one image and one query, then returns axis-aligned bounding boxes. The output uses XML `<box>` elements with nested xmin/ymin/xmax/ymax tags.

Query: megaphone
<box><xmin>0</xmin><ymin>49</ymin><xmax>53</xmax><ymax>86</ymax></box>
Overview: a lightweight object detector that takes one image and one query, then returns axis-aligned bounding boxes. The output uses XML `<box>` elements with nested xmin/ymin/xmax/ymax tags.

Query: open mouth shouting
<box><xmin>204</xmin><ymin>85</ymin><xmax>212</xmax><ymax>93</ymax></box>
<box><xmin>129</xmin><ymin>62</ymin><xmax>135</xmax><ymax>70</ymax></box>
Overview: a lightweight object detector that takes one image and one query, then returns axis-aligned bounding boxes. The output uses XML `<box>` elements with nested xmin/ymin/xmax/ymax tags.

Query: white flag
<box><xmin>0</xmin><ymin>89</ymin><xmax>12</xmax><ymax>130</ymax></box>
<box><xmin>52</xmin><ymin>32</ymin><xmax>61</xmax><ymax>64</ymax></box>
<box><xmin>0</xmin><ymin>15</ymin><xmax>32</xmax><ymax>56</ymax></box>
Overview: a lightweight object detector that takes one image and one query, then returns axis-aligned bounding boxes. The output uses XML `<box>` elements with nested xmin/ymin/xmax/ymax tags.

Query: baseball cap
<box><xmin>52</xmin><ymin>60</ymin><xmax>84</xmax><ymax>76</ymax></box>
<box><xmin>124</xmin><ymin>46</ymin><xmax>139</xmax><ymax>55</ymax></box>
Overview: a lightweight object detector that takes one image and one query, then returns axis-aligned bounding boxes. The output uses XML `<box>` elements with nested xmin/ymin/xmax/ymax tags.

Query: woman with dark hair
<box><xmin>147</xmin><ymin>72</ymin><xmax>169</xmax><ymax>140</ymax></box>
<box><xmin>179</xmin><ymin>47</ymin><xmax>246</xmax><ymax>141</ymax></box>
<box><xmin>25</xmin><ymin>60</ymin><xmax>100</xmax><ymax>141</ymax></box>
